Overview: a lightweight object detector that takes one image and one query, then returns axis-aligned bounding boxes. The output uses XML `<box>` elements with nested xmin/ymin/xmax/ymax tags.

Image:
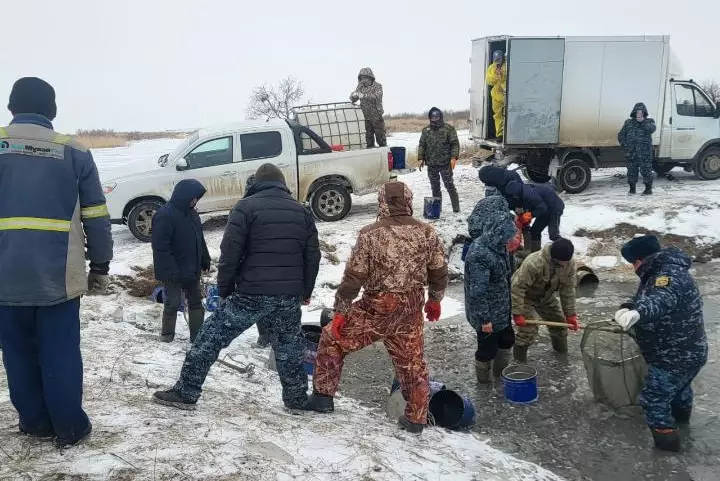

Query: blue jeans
<box><xmin>641</xmin><ymin>364</ymin><xmax>702</xmax><ymax>428</ymax></box>
<box><xmin>174</xmin><ymin>294</ymin><xmax>308</xmax><ymax>406</ymax></box>
<box><xmin>0</xmin><ymin>298</ymin><xmax>89</xmax><ymax>441</ymax></box>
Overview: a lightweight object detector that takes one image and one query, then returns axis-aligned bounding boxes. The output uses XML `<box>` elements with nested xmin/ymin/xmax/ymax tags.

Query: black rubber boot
<box><xmin>54</xmin><ymin>422</ymin><xmax>92</xmax><ymax>449</ymax></box>
<box><xmin>672</xmin><ymin>406</ymin><xmax>692</xmax><ymax>424</ymax></box>
<box><xmin>492</xmin><ymin>348</ymin><xmax>511</xmax><ymax>377</ymax></box>
<box><xmin>642</xmin><ymin>183</ymin><xmax>653</xmax><ymax>195</ymax></box>
<box><xmin>551</xmin><ymin>336</ymin><xmax>568</xmax><ymax>353</ymax></box>
<box><xmin>188</xmin><ymin>308</ymin><xmax>205</xmax><ymax>342</ymax></box>
<box><xmin>19</xmin><ymin>423</ymin><xmax>55</xmax><ymax>439</ymax></box>
<box><xmin>284</xmin><ymin>398</ymin><xmax>314</xmax><ymax>413</ymax></box>
<box><xmin>398</xmin><ymin>416</ymin><xmax>424</xmax><ymax>434</ymax></box>
<box><xmin>475</xmin><ymin>360</ymin><xmax>492</xmax><ymax>384</ymax></box>
<box><xmin>629</xmin><ymin>183</ymin><xmax>637</xmax><ymax>194</ymax></box>
<box><xmin>450</xmin><ymin>192</ymin><xmax>461</xmax><ymax>213</ymax></box>
<box><xmin>160</xmin><ymin>313</ymin><xmax>176</xmax><ymax>342</ymax></box>
<box><xmin>153</xmin><ymin>389</ymin><xmax>197</xmax><ymax>411</ymax></box>
<box><xmin>513</xmin><ymin>345</ymin><xmax>529</xmax><ymax>363</ymax></box>
<box><xmin>652</xmin><ymin>428</ymin><xmax>680</xmax><ymax>452</ymax></box>
<box><xmin>309</xmin><ymin>392</ymin><xmax>335</xmax><ymax>413</ymax></box>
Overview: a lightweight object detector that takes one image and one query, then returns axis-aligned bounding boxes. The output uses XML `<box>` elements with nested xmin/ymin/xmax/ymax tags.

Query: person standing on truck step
<box><xmin>486</xmin><ymin>50</ymin><xmax>507</xmax><ymax>140</ymax></box>
<box><xmin>153</xmin><ymin>163</ymin><xmax>321</xmax><ymax>411</ymax></box>
<box><xmin>618</xmin><ymin>102</ymin><xmax>657</xmax><ymax>195</ymax></box>
<box><xmin>511</xmin><ymin>238</ymin><xmax>578</xmax><ymax>363</ymax></box>
<box><xmin>503</xmin><ymin>180</ymin><xmax>564</xmax><ymax>253</ymax></box>
<box><xmin>0</xmin><ymin>77</ymin><xmax>113</xmax><ymax>447</ymax></box>
<box><xmin>310</xmin><ymin>181</ymin><xmax>448</xmax><ymax>434</ymax></box>
<box><xmin>151</xmin><ymin>179</ymin><xmax>211</xmax><ymax>343</ymax></box>
<box><xmin>350</xmin><ymin>68</ymin><xmax>387</xmax><ymax>148</ymax></box>
<box><xmin>614</xmin><ymin>235</ymin><xmax>707</xmax><ymax>452</ymax></box>
<box><xmin>418</xmin><ymin>107</ymin><xmax>461</xmax><ymax>213</ymax></box>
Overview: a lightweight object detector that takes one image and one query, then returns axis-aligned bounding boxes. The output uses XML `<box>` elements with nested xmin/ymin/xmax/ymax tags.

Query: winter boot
<box><xmin>187</xmin><ymin>308</ymin><xmax>205</xmax><ymax>343</ymax></box>
<box><xmin>450</xmin><ymin>193</ymin><xmax>461</xmax><ymax>213</ymax></box>
<box><xmin>160</xmin><ymin>313</ymin><xmax>177</xmax><ymax>342</ymax></box>
<box><xmin>309</xmin><ymin>392</ymin><xmax>335</xmax><ymax>413</ymax></box>
<box><xmin>284</xmin><ymin>397</ymin><xmax>314</xmax><ymax>413</ymax></box>
<box><xmin>153</xmin><ymin>389</ymin><xmax>197</xmax><ymax>411</ymax></box>
<box><xmin>651</xmin><ymin>428</ymin><xmax>680</xmax><ymax>452</ymax></box>
<box><xmin>493</xmin><ymin>348</ymin><xmax>512</xmax><ymax>377</ymax></box>
<box><xmin>19</xmin><ymin>423</ymin><xmax>55</xmax><ymax>439</ymax></box>
<box><xmin>54</xmin><ymin>422</ymin><xmax>92</xmax><ymax>449</ymax></box>
<box><xmin>513</xmin><ymin>345</ymin><xmax>529</xmax><ymax>363</ymax></box>
<box><xmin>474</xmin><ymin>360</ymin><xmax>492</xmax><ymax>384</ymax></box>
<box><xmin>672</xmin><ymin>406</ymin><xmax>692</xmax><ymax>424</ymax></box>
<box><xmin>551</xmin><ymin>336</ymin><xmax>568</xmax><ymax>353</ymax></box>
<box><xmin>398</xmin><ymin>416</ymin><xmax>424</xmax><ymax>434</ymax></box>
<box><xmin>642</xmin><ymin>183</ymin><xmax>653</xmax><ymax>196</ymax></box>
<box><xmin>628</xmin><ymin>183</ymin><xmax>637</xmax><ymax>195</ymax></box>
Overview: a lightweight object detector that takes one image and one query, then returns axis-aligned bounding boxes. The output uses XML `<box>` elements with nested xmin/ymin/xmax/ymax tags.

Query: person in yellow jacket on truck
<box><xmin>486</xmin><ymin>50</ymin><xmax>507</xmax><ymax>140</ymax></box>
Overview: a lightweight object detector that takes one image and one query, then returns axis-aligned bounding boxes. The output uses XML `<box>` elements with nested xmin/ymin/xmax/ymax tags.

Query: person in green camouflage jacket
<box><xmin>350</xmin><ymin>68</ymin><xmax>386</xmax><ymax>148</ymax></box>
<box><xmin>418</xmin><ymin>107</ymin><xmax>461</xmax><ymax>213</ymax></box>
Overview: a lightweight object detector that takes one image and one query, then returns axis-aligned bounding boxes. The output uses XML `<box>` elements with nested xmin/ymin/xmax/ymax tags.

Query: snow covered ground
<box><xmin>2</xmin><ymin>136</ymin><xmax>720</xmax><ymax>480</ymax></box>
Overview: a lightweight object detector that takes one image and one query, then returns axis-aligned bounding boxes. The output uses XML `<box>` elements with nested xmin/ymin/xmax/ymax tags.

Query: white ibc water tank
<box><xmin>293</xmin><ymin>103</ymin><xmax>367</xmax><ymax>151</ymax></box>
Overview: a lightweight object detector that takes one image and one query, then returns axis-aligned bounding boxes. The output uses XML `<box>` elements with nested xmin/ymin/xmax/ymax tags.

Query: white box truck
<box><xmin>469</xmin><ymin>35</ymin><xmax>720</xmax><ymax>193</ymax></box>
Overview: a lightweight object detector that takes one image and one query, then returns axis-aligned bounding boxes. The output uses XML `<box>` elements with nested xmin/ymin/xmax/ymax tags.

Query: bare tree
<box><xmin>700</xmin><ymin>80</ymin><xmax>720</xmax><ymax>104</ymax></box>
<box><xmin>247</xmin><ymin>76</ymin><xmax>305</xmax><ymax>120</ymax></box>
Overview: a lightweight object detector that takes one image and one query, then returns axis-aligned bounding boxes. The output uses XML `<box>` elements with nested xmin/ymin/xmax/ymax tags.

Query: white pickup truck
<box><xmin>104</xmin><ymin>119</ymin><xmax>394</xmax><ymax>241</ymax></box>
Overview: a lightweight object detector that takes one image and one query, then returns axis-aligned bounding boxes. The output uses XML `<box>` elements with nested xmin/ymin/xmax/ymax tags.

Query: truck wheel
<box><xmin>127</xmin><ymin>200</ymin><xmax>164</xmax><ymax>242</ymax></box>
<box><xmin>653</xmin><ymin>162</ymin><xmax>676</xmax><ymax>175</ymax></box>
<box><xmin>524</xmin><ymin>166</ymin><xmax>552</xmax><ymax>183</ymax></box>
<box><xmin>693</xmin><ymin>147</ymin><xmax>720</xmax><ymax>180</ymax></box>
<box><xmin>557</xmin><ymin>158</ymin><xmax>592</xmax><ymax>194</ymax></box>
<box><xmin>310</xmin><ymin>184</ymin><xmax>352</xmax><ymax>222</ymax></box>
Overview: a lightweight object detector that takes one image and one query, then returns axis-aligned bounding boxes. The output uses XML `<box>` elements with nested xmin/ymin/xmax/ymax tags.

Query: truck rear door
<box><xmin>506</xmin><ymin>38</ymin><xmax>565</xmax><ymax>144</ymax></box>
<box><xmin>470</xmin><ymin>38</ymin><xmax>489</xmax><ymax>140</ymax></box>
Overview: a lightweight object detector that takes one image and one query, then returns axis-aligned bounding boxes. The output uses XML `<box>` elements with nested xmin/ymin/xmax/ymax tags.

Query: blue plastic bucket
<box><xmin>502</xmin><ymin>364</ymin><xmax>538</xmax><ymax>404</ymax></box>
<box><xmin>205</xmin><ymin>284</ymin><xmax>219</xmax><ymax>312</ymax></box>
<box><xmin>301</xmin><ymin>325</ymin><xmax>322</xmax><ymax>376</ymax></box>
<box><xmin>429</xmin><ymin>389</ymin><xmax>476</xmax><ymax>429</ymax></box>
<box><xmin>423</xmin><ymin>197</ymin><xmax>441</xmax><ymax>219</ymax></box>
<box><xmin>390</xmin><ymin>147</ymin><xmax>406</xmax><ymax>170</ymax></box>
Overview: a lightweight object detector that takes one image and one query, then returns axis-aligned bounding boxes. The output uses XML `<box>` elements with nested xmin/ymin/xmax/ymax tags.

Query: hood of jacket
<box><xmin>504</xmin><ymin>180</ymin><xmax>524</xmax><ymax>200</ymax></box>
<box><xmin>468</xmin><ymin>196</ymin><xmax>515</xmax><ymax>249</ymax></box>
<box><xmin>637</xmin><ymin>247</ymin><xmax>692</xmax><ymax>280</ymax></box>
<box><xmin>245</xmin><ymin>180</ymin><xmax>290</xmax><ymax>198</ymax></box>
<box><xmin>630</xmin><ymin>102</ymin><xmax>649</xmax><ymax>118</ymax></box>
<box><xmin>378</xmin><ymin>181</ymin><xmax>413</xmax><ymax>218</ymax></box>
<box><xmin>478</xmin><ymin>165</ymin><xmax>518</xmax><ymax>187</ymax></box>
<box><xmin>358</xmin><ymin>67</ymin><xmax>375</xmax><ymax>81</ymax></box>
<box><xmin>169</xmin><ymin>179</ymin><xmax>206</xmax><ymax>212</ymax></box>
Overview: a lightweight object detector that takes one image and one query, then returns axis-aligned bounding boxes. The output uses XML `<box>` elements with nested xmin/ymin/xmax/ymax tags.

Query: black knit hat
<box><xmin>621</xmin><ymin>235</ymin><xmax>661</xmax><ymax>263</ymax></box>
<box><xmin>254</xmin><ymin>163</ymin><xmax>286</xmax><ymax>185</ymax></box>
<box><xmin>550</xmin><ymin>238</ymin><xmax>575</xmax><ymax>261</ymax></box>
<box><xmin>8</xmin><ymin>77</ymin><xmax>57</xmax><ymax>121</ymax></box>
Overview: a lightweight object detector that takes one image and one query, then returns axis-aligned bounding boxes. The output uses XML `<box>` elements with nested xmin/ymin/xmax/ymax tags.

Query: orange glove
<box><xmin>450</xmin><ymin>158</ymin><xmax>458</xmax><ymax>169</ymax></box>
<box><xmin>331</xmin><ymin>313</ymin><xmax>346</xmax><ymax>339</ymax></box>
<box><xmin>513</xmin><ymin>315</ymin><xmax>527</xmax><ymax>327</ymax></box>
<box><xmin>566</xmin><ymin>315</ymin><xmax>579</xmax><ymax>332</ymax></box>
<box><xmin>424</xmin><ymin>300</ymin><xmax>441</xmax><ymax>322</ymax></box>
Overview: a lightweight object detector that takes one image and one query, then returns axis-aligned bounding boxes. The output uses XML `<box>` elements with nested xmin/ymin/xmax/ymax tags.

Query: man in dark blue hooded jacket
<box><xmin>151</xmin><ymin>179</ymin><xmax>211</xmax><ymax>343</ymax></box>
<box><xmin>618</xmin><ymin>102</ymin><xmax>656</xmax><ymax>195</ymax></box>
<box><xmin>614</xmin><ymin>235</ymin><xmax>707</xmax><ymax>452</ymax></box>
<box><xmin>504</xmin><ymin>180</ymin><xmax>564</xmax><ymax>252</ymax></box>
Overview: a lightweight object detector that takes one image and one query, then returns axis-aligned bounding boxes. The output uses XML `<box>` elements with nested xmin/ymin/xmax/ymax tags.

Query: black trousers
<box><xmin>530</xmin><ymin>214</ymin><xmax>562</xmax><ymax>243</ymax></box>
<box><xmin>475</xmin><ymin>325</ymin><xmax>515</xmax><ymax>362</ymax></box>
<box><xmin>163</xmin><ymin>280</ymin><xmax>203</xmax><ymax>317</ymax></box>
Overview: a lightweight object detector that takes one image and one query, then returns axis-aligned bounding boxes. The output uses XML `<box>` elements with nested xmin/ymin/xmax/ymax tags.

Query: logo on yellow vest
<box><xmin>655</xmin><ymin>275</ymin><xmax>670</xmax><ymax>287</ymax></box>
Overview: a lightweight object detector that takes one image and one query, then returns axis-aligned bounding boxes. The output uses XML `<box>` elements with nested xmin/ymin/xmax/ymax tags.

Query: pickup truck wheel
<box><xmin>557</xmin><ymin>158</ymin><xmax>592</xmax><ymax>194</ymax></box>
<box><xmin>653</xmin><ymin>162</ymin><xmax>676</xmax><ymax>175</ymax></box>
<box><xmin>128</xmin><ymin>200</ymin><xmax>164</xmax><ymax>242</ymax></box>
<box><xmin>693</xmin><ymin>147</ymin><xmax>720</xmax><ymax>180</ymax></box>
<box><xmin>524</xmin><ymin>165</ymin><xmax>552</xmax><ymax>183</ymax></box>
<box><xmin>310</xmin><ymin>184</ymin><xmax>352</xmax><ymax>222</ymax></box>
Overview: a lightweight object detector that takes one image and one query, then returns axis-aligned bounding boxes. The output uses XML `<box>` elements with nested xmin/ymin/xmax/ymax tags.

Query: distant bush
<box><xmin>73</xmin><ymin>129</ymin><xmax>189</xmax><ymax>149</ymax></box>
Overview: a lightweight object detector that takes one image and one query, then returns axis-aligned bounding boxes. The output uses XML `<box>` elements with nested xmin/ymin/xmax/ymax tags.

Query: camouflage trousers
<box><xmin>641</xmin><ymin>364</ymin><xmax>702</xmax><ymax>429</ymax></box>
<box><xmin>427</xmin><ymin>165</ymin><xmax>460</xmax><ymax>212</ymax></box>
<box><xmin>627</xmin><ymin>156</ymin><xmax>653</xmax><ymax>185</ymax></box>
<box><xmin>313</xmin><ymin>289</ymin><xmax>429</xmax><ymax>424</ymax></box>
<box><xmin>365</xmin><ymin>117</ymin><xmax>387</xmax><ymax>148</ymax></box>
<box><xmin>173</xmin><ymin>294</ymin><xmax>308</xmax><ymax>406</ymax></box>
<box><xmin>515</xmin><ymin>297</ymin><xmax>567</xmax><ymax>347</ymax></box>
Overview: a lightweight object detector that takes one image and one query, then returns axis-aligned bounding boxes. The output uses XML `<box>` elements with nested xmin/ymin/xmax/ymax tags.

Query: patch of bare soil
<box><xmin>202</xmin><ymin>215</ymin><xmax>229</xmax><ymax>231</ymax></box>
<box><xmin>111</xmin><ymin>265</ymin><xmax>160</xmax><ymax>298</ymax></box>
<box><xmin>575</xmin><ymin>222</ymin><xmax>720</xmax><ymax>262</ymax></box>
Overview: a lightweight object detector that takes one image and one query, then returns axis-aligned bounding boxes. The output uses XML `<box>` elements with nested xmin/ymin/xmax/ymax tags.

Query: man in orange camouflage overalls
<box><xmin>309</xmin><ymin>181</ymin><xmax>448</xmax><ymax>433</ymax></box>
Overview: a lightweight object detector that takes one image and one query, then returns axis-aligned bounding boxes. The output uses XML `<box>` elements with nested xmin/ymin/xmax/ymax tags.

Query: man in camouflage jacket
<box><xmin>511</xmin><ymin>238</ymin><xmax>578</xmax><ymax>362</ymax></box>
<box><xmin>350</xmin><ymin>67</ymin><xmax>386</xmax><ymax>148</ymax></box>
<box><xmin>614</xmin><ymin>235</ymin><xmax>707</xmax><ymax>452</ymax></box>
<box><xmin>311</xmin><ymin>181</ymin><xmax>448</xmax><ymax>433</ymax></box>
<box><xmin>618</xmin><ymin>102</ymin><xmax>656</xmax><ymax>195</ymax></box>
<box><xmin>418</xmin><ymin>107</ymin><xmax>461</xmax><ymax>212</ymax></box>
<box><xmin>464</xmin><ymin>194</ymin><xmax>518</xmax><ymax>383</ymax></box>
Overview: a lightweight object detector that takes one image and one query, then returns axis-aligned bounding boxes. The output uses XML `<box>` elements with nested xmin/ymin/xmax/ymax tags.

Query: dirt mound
<box><xmin>111</xmin><ymin>265</ymin><xmax>160</xmax><ymax>298</ymax></box>
<box><xmin>575</xmin><ymin>223</ymin><xmax>720</xmax><ymax>262</ymax></box>
<box><xmin>202</xmin><ymin>214</ymin><xmax>229</xmax><ymax>231</ymax></box>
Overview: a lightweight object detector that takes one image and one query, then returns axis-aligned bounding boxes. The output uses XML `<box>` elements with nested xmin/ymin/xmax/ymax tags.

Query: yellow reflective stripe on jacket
<box><xmin>0</xmin><ymin>127</ymin><xmax>7</xmax><ymax>138</ymax></box>
<box><xmin>81</xmin><ymin>204</ymin><xmax>109</xmax><ymax>219</ymax></box>
<box><xmin>52</xmin><ymin>133</ymin><xmax>72</xmax><ymax>145</ymax></box>
<box><xmin>0</xmin><ymin>217</ymin><xmax>71</xmax><ymax>232</ymax></box>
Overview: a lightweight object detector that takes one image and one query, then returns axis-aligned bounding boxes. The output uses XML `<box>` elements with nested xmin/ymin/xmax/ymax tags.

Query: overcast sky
<box><xmin>2</xmin><ymin>0</ymin><xmax>719</xmax><ymax>132</ymax></box>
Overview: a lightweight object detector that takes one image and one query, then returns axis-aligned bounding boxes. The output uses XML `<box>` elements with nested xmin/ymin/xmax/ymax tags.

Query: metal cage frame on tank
<box><xmin>292</xmin><ymin>103</ymin><xmax>368</xmax><ymax>151</ymax></box>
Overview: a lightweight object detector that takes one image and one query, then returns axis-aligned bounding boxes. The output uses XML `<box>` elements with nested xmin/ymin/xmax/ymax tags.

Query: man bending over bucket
<box><xmin>310</xmin><ymin>181</ymin><xmax>448</xmax><ymax>433</ymax></box>
<box><xmin>614</xmin><ymin>235</ymin><xmax>707</xmax><ymax>452</ymax></box>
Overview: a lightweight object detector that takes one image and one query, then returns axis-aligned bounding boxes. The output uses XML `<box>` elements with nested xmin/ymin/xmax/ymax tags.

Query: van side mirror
<box><xmin>176</xmin><ymin>158</ymin><xmax>188</xmax><ymax>171</ymax></box>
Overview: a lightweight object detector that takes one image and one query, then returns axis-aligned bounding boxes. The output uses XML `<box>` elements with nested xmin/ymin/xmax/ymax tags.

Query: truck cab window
<box><xmin>240</xmin><ymin>131</ymin><xmax>283</xmax><ymax>161</ymax></box>
<box><xmin>675</xmin><ymin>84</ymin><xmax>716</xmax><ymax>117</ymax></box>
<box><xmin>184</xmin><ymin>137</ymin><xmax>233</xmax><ymax>169</ymax></box>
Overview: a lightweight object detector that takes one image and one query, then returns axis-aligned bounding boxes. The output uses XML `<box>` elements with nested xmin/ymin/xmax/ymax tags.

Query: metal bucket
<box><xmin>502</xmin><ymin>364</ymin><xmax>538</xmax><ymax>404</ymax></box>
<box><xmin>423</xmin><ymin>197</ymin><xmax>441</xmax><ymax>219</ymax></box>
<box><xmin>576</xmin><ymin>265</ymin><xmax>600</xmax><ymax>293</ymax></box>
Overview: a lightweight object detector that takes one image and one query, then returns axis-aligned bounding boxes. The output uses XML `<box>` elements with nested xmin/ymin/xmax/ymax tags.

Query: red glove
<box><xmin>513</xmin><ymin>314</ymin><xmax>527</xmax><ymax>327</ymax></box>
<box><xmin>566</xmin><ymin>315</ymin><xmax>579</xmax><ymax>331</ymax></box>
<box><xmin>424</xmin><ymin>300</ymin><xmax>441</xmax><ymax>323</ymax></box>
<box><xmin>331</xmin><ymin>313</ymin><xmax>346</xmax><ymax>339</ymax></box>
